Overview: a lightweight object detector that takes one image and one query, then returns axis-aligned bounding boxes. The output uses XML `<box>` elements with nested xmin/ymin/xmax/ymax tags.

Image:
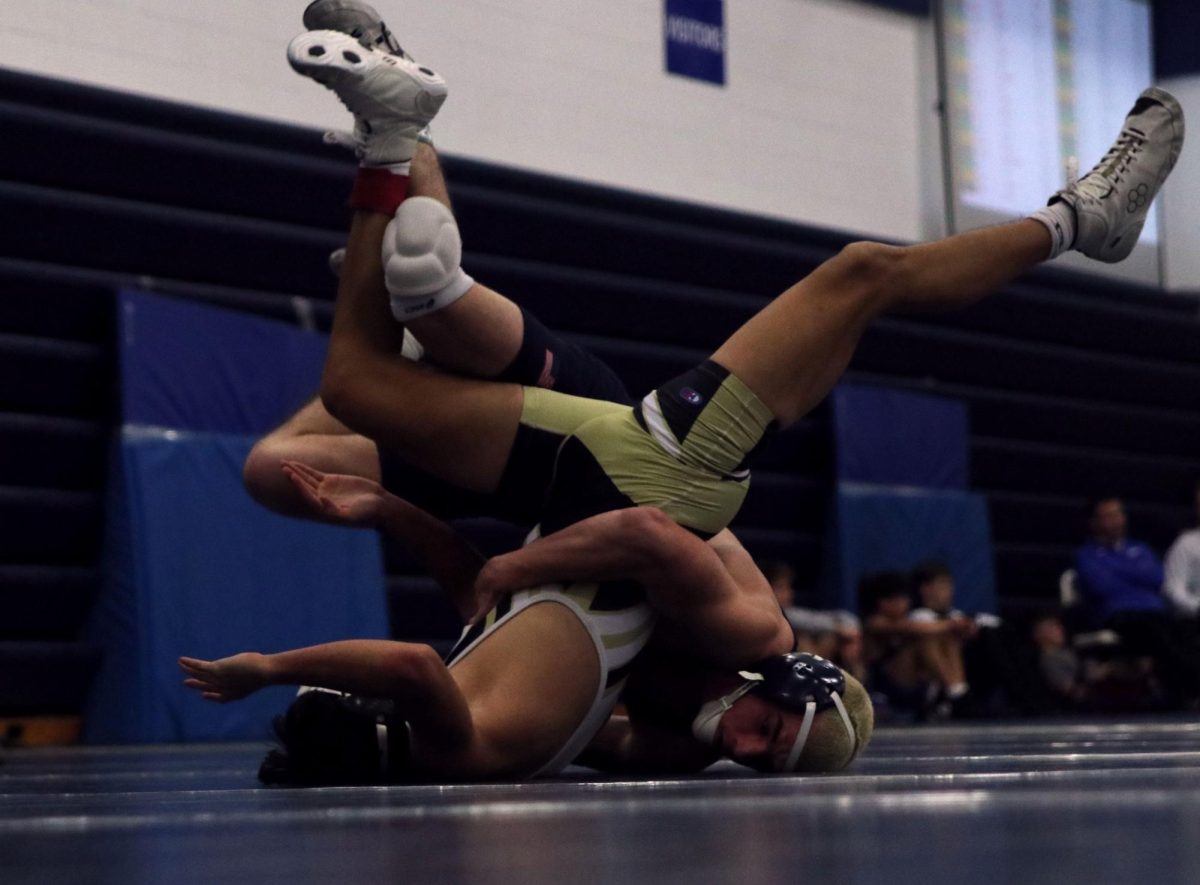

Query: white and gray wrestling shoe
<box><xmin>287</xmin><ymin>29</ymin><xmax>446</xmax><ymax>165</ymax></box>
<box><xmin>302</xmin><ymin>0</ymin><xmax>412</xmax><ymax>60</ymax></box>
<box><xmin>1055</xmin><ymin>87</ymin><xmax>1184</xmax><ymax>263</ymax></box>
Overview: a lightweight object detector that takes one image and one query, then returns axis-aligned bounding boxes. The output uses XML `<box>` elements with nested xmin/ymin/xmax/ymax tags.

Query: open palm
<box><xmin>179</xmin><ymin>653</ymin><xmax>269</xmax><ymax>703</ymax></box>
<box><xmin>282</xmin><ymin>460</ymin><xmax>388</xmax><ymax>527</ymax></box>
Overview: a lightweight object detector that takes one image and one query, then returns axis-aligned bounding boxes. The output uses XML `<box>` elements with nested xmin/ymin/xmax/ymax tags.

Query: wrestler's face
<box><xmin>717</xmin><ymin>694</ymin><xmax>804</xmax><ymax>773</ymax></box>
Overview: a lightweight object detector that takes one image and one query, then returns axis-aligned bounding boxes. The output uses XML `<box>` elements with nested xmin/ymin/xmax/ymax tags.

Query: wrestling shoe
<box><xmin>1054</xmin><ymin>87</ymin><xmax>1184</xmax><ymax>263</ymax></box>
<box><xmin>287</xmin><ymin>29</ymin><xmax>446</xmax><ymax>165</ymax></box>
<box><xmin>302</xmin><ymin>0</ymin><xmax>411</xmax><ymax>60</ymax></box>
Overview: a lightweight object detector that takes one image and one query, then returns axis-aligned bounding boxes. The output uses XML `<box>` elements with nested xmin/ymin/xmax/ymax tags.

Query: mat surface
<box><xmin>3</xmin><ymin>721</ymin><xmax>1200</xmax><ymax>884</ymax></box>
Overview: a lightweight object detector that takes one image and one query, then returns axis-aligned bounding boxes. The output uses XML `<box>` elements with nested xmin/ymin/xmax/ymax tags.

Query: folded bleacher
<box><xmin>1</xmin><ymin>67</ymin><xmax>1198</xmax><ymax>722</ymax></box>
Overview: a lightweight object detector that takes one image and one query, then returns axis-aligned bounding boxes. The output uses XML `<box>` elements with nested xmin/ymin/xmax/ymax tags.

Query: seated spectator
<box><xmin>910</xmin><ymin>560</ymin><xmax>1019</xmax><ymax>715</ymax></box>
<box><xmin>759</xmin><ymin>559</ymin><xmax>865</xmax><ymax>681</ymax></box>
<box><xmin>1031</xmin><ymin>612</ymin><xmax>1159</xmax><ymax>713</ymax></box>
<box><xmin>862</xmin><ymin>570</ymin><xmax>973</xmax><ymax>720</ymax></box>
<box><xmin>761</xmin><ymin>559</ymin><xmax>799</xmax><ymax>614</ymax></box>
<box><xmin>1164</xmin><ymin>481</ymin><xmax>1200</xmax><ymax>620</ymax></box>
<box><xmin>1030</xmin><ymin>613</ymin><xmax>1083</xmax><ymax>708</ymax></box>
<box><xmin>1076</xmin><ymin>495</ymin><xmax>1200</xmax><ymax>707</ymax></box>
<box><xmin>790</xmin><ymin>608</ymin><xmax>866</xmax><ymax>684</ymax></box>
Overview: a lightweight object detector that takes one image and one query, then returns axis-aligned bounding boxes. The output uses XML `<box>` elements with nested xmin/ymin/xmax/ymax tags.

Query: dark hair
<box><xmin>858</xmin><ymin>570</ymin><xmax>911</xmax><ymax>612</ymax></box>
<box><xmin>1029</xmin><ymin>610</ymin><xmax>1062</xmax><ymax>629</ymax></box>
<box><xmin>911</xmin><ymin>559</ymin><xmax>952</xmax><ymax>590</ymax></box>
<box><xmin>758</xmin><ymin>559</ymin><xmax>795</xmax><ymax>585</ymax></box>
<box><xmin>258</xmin><ymin>690</ymin><xmax>411</xmax><ymax>787</ymax></box>
<box><xmin>1086</xmin><ymin>494</ymin><xmax>1123</xmax><ymax>519</ymax></box>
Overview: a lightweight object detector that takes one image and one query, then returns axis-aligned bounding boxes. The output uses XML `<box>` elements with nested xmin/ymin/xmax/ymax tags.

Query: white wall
<box><xmin>0</xmin><ymin>0</ymin><xmax>925</xmax><ymax>242</ymax></box>
<box><xmin>11</xmin><ymin>0</ymin><xmax>1192</xmax><ymax>291</ymax></box>
<box><xmin>1159</xmin><ymin>75</ymin><xmax>1200</xmax><ymax>292</ymax></box>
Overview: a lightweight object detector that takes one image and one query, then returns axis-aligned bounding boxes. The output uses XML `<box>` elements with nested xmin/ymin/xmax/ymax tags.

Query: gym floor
<box><xmin>4</xmin><ymin>720</ymin><xmax>1200</xmax><ymax>884</ymax></box>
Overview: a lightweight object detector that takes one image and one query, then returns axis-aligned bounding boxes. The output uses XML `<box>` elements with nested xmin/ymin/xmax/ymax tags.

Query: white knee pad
<box><xmin>382</xmin><ymin>196</ymin><xmax>475</xmax><ymax>320</ymax></box>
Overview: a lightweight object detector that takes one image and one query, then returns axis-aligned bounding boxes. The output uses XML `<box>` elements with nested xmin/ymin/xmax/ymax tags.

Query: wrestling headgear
<box><xmin>259</xmin><ymin>686</ymin><xmax>413</xmax><ymax>786</ymax></box>
<box><xmin>691</xmin><ymin>653</ymin><xmax>858</xmax><ymax>772</ymax></box>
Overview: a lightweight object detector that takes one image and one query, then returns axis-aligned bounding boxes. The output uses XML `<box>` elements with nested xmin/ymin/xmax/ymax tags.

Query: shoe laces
<box><xmin>1075</xmin><ymin>129</ymin><xmax>1146</xmax><ymax>201</ymax></box>
<box><xmin>375</xmin><ymin>21</ymin><xmax>407</xmax><ymax>58</ymax></box>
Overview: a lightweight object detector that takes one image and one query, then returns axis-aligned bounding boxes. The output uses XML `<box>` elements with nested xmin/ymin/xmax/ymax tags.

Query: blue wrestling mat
<box><xmin>3</xmin><ymin>720</ymin><xmax>1200</xmax><ymax>884</ymax></box>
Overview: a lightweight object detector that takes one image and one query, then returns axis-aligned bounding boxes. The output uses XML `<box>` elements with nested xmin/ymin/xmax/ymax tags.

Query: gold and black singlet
<box><xmin>445</xmin><ymin>566</ymin><xmax>656</xmax><ymax>777</ymax></box>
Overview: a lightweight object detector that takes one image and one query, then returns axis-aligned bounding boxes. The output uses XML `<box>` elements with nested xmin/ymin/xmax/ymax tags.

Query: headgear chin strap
<box><xmin>783</xmin><ymin>689</ymin><xmax>857</xmax><ymax>772</ymax></box>
<box><xmin>691</xmin><ymin>673</ymin><xmax>764</xmax><ymax>745</ymax></box>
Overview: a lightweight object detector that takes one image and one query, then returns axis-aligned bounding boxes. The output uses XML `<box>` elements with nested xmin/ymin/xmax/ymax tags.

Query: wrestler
<box><xmin>184</xmin><ymin>463</ymin><xmax>869</xmax><ymax>780</ymax></box>
<box><xmin>285</xmin><ymin>35</ymin><xmax>1181</xmax><ymax>547</ymax></box>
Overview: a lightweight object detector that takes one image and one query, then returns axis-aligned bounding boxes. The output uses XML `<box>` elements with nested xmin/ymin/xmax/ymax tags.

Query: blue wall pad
<box><xmin>88</xmin><ymin>290</ymin><xmax>387</xmax><ymax>742</ymax></box>
<box><xmin>833</xmin><ymin>385</ymin><xmax>968</xmax><ymax>490</ymax></box>
<box><xmin>119</xmin><ymin>287</ymin><xmax>326</xmax><ymax>434</ymax></box>
<box><xmin>87</xmin><ymin>430</ymin><xmax>388</xmax><ymax>743</ymax></box>
<box><xmin>825</xmin><ymin>483</ymin><xmax>996</xmax><ymax>615</ymax></box>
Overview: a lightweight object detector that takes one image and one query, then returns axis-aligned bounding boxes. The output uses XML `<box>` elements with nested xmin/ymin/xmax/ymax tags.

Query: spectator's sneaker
<box><xmin>302</xmin><ymin>0</ymin><xmax>411</xmax><ymax>60</ymax></box>
<box><xmin>1054</xmin><ymin>87</ymin><xmax>1184</xmax><ymax>263</ymax></box>
<box><xmin>287</xmin><ymin>30</ymin><xmax>446</xmax><ymax>165</ymax></box>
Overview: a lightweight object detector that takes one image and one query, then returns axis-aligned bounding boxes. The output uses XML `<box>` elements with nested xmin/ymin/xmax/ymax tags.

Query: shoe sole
<box><xmin>288</xmin><ymin>30</ymin><xmax>445</xmax><ymax>109</ymax></box>
<box><xmin>287</xmin><ymin>31</ymin><xmax>372</xmax><ymax>85</ymax></box>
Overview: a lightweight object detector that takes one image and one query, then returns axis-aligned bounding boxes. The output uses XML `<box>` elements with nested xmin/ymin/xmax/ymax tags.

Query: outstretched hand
<box><xmin>282</xmin><ymin>460</ymin><xmax>389</xmax><ymax>528</ymax></box>
<box><xmin>179</xmin><ymin>653</ymin><xmax>271</xmax><ymax>703</ymax></box>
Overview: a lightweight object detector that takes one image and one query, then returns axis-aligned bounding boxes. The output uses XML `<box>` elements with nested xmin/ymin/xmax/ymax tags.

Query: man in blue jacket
<box><xmin>1076</xmin><ymin>496</ymin><xmax>1200</xmax><ymax>705</ymax></box>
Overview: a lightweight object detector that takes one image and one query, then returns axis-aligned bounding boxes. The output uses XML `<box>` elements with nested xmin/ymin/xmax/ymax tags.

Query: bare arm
<box><xmin>864</xmin><ymin>614</ymin><xmax>965</xmax><ymax>638</ymax></box>
<box><xmin>478</xmin><ymin>507</ymin><xmax>791</xmax><ymax>666</ymax></box>
<box><xmin>283</xmin><ymin>460</ymin><xmax>486</xmax><ymax>620</ymax></box>
<box><xmin>179</xmin><ymin>639</ymin><xmax>472</xmax><ymax>749</ymax></box>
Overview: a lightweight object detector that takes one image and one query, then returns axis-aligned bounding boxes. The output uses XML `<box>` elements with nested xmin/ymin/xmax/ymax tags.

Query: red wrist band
<box><xmin>347</xmin><ymin>166</ymin><xmax>410</xmax><ymax>215</ymax></box>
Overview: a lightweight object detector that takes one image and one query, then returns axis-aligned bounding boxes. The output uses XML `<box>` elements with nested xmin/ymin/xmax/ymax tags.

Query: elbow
<box><xmin>619</xmin><ymin>508</ymin><xmax>677</xmax><ymax>562</ymax></box>
<box><xmin>384</xmin><ymin>644</ymin><xmax>445</xmax><ymax>696</ymax></box>
<box><xmin>242</xmin><ymin>441</ymin><xmax>285</xmax><ymax>511</ymax></box>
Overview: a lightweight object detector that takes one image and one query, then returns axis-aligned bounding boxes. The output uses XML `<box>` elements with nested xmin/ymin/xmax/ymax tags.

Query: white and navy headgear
<box><xmin>692</xmin><ymin>653</ymin><xmax>857</xmax><ymax>772</ymax></box>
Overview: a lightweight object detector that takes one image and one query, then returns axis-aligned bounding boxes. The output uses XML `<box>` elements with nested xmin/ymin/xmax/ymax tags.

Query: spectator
<box><xmin>758</xmin><ymin>559</ymin><xmax>865</xmax><ymax>680</ymax></box>
<box><xmin>862</xmin><ymin>570</ymin><xmax>973</xmax><ymax>719</ymax></box>
<box><xmin>910</xmin><ymin>560</ymin><xmax>1022</xmax><ymax>715</ymax></box>
<box><xmin>1031</xmin><ymin>612</ymin><xmax>1160</xmax><ymax>713</ymax></box>
<box><xmin>1164</xmin><ymin>481</ymin><xmax>1200</xmax><ymax>619</ymax></box>
<box><xmin>760</xmin><ymin>559</ymin><xmax>799</xmax><ymax>612</ymax></box>
<box><xmin>789</xmin><ymin>608</ymin><xmax>866</xmax><ymax>684</ymax></box>
<box><xmin>1030</xmin><ymin>613</ymin><xmax>1083</xmax><ymax>708</ymax></box>
<box><xmin>1076</xmin><ymin>496</ymin><xmax>1167</xmax><ymax>626</ymax></box>
<box><xmin>1076</xmin><ymin>495</ymin><xmax>1200</xmax><ymax>707</ymax></box>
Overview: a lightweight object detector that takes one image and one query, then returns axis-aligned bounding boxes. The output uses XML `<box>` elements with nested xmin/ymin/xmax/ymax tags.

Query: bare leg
<box><xmin>248</xmin><ymin>145</ymin><xmax>535</xmax><ymax>507</ymax></box>
<box><xmin>711</xmin><ymin>220</ymin><xmax>1052</xmax><ymax>425</ymax></box>
<box><xmin>403</xmin><ymin>144</ymin><xmax>524</xmax><ymax>379</ymax></box>
<box><xmin>321</xmin><ymin>210</ymin><xmax>523</xmax><ymax>494</ymax></box>
<box><xmin>882</xmin><ymin>643</ymin><xmax>921</xmax><ymax>690</ymax></box>
<box><xmin>243</xmin><ymin>398</ymin><xmax>382</xmax><ymax>519</ymax></box>
<box><xmin>917</xmin><ymin>635</ymin><xmax>967</xmax><ymax>688</ymax></box>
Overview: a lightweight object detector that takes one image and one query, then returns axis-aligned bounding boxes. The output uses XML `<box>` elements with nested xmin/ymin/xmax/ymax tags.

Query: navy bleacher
<box><xmin>1</xmin><ymin>67</ymin><xmax>1199</xmax><ymax>718</ymax></box>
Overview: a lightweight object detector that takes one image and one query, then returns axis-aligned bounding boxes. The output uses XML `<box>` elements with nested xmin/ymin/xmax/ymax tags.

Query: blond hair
<box><xmin>792</xmin><ymin>671</ymin><xmax>874</xmax><ymax>773</ymax></box>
